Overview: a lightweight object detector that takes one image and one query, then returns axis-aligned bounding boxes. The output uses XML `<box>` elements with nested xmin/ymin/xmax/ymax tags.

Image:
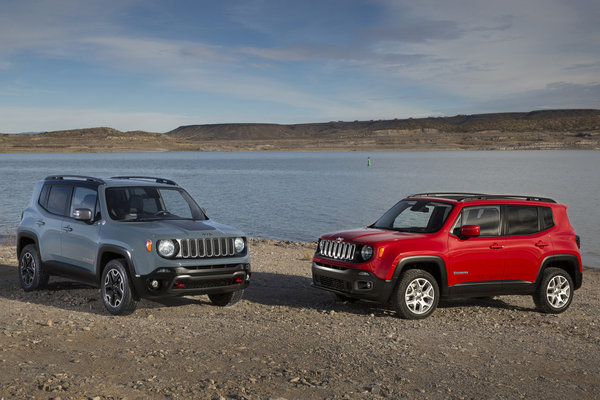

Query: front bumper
<box><xmin>132</xmin><ymin>262</ymin><xmax>251</xmax><ymax>298</ymax></box>
<box><xmin>311</xmin><ymin>261</ymin><xmax>394</xmax><ymax>303</ymax></box>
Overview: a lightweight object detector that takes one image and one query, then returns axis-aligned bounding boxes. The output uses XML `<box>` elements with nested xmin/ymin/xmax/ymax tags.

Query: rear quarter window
<box><xmin>539</xmin><ymin>206</ymin><xmax>555</xmax><ymax>231</ymax></box>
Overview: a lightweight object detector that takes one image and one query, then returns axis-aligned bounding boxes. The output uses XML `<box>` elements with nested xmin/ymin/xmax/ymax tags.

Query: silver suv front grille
<box><xmin>319</xmin><ymin>240</ymin><xmax>356</xmax><ymax>261</ymax></box>
<box><xmin>177</xmin><ymin>238</ymin><xmax>235</xmax><ymax>259</ymax></box>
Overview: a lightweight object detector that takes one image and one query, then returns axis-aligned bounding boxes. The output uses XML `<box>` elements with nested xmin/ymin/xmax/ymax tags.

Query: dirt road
<box><xmin>1</xmin><ymin>239</ymin><xmax>599</xmax><ymax>399</ymax></box>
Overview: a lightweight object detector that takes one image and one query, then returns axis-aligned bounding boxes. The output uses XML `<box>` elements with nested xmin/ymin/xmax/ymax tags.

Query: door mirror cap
<box><xmin>73</xmin><ymin>208</ymin><xmax>93</xmax><ymax>221</ymax></box>
<box><xmin>461</xmin><ymin>225</ymin><xmax>481</xmax><ymax>237</ymax></box>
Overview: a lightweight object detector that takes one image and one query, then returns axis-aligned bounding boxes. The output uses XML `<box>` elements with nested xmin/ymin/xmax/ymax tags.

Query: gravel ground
<box><xmin>0</xmin><ymin>239</ymin><xmax>599</xmax><ymax>399</ymax></box>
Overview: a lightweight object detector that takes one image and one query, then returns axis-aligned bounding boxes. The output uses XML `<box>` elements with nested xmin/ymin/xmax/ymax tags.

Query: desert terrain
<box><xmin>0</xmin><ymin>239</ymin><xmax>599</xmax><ymax>399</ymax></box>
<box><xmin>1</xmin><ymin>109</ymin><xmax>599</xmax><ymax>153</ymax></box>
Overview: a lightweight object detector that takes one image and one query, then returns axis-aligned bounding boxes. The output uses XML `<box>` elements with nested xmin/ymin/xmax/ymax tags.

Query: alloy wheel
<box><xmin>20</xmin><ymin>252</ymin><xmax>35</xmax><ymax>286</ymax></box>
<box><xmin>104</xmin><ymin>268</ymin><xmax>124</xmax><ymax>308</ymax></box>
<box><xmin>546</xmin><ymin>275</ymin><xmax>570</xmax><ymax>309</ymax></box>
<box><xmin>405</xmin><ymin>277</ymin><xmax>435</xmax><ymax>315</ymax></box>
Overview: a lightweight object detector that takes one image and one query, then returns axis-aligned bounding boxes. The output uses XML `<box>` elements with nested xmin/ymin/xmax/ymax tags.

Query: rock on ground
<box><xmin>1</xmin><ymin>239</ymin><xmax>599</xmax><ymax>399</ymax></box>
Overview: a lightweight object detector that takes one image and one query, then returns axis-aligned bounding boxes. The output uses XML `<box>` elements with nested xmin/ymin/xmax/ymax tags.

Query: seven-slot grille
<box><xmin>319</xmin><ymin>239</ymin><xmax>356</xmax><ymax>261</ymax></box>
<box><xmin>177</xmin><ymin>237</ymin><xmax>236</xmax><ymax>259</ymax></box>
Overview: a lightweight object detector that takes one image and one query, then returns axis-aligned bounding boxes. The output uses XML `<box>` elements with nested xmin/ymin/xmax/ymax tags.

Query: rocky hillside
<box><xmin>1</xmin><ymin>109</ymin><xmax>599</xmax><ymax>152</ymax></box>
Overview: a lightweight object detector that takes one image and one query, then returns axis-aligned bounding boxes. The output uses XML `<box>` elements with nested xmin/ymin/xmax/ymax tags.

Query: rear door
<box><xmin>502</xmin><ymin>205</ymin><xmax>554</xmax><ymax>284</ymax></box>
<box><xmin>37</xmin><ymin>184</ymin><xmax>72</xmax><ymax>264</ymax></box>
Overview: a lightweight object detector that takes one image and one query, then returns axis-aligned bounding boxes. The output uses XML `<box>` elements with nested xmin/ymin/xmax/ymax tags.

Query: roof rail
<box><xmin>45</xmin><ymin>175</ymin><xmax>105</xmax><ymax>184</ymax></box>
<box><xmin>408</xmin><ymin>192</ymin><xmax>556</xmax><ymax>203</ymax></box>
<box><xmin>110</xmin><ymin>176</ymin><xmax>178</xmax><ymax>185</ymax></box>
<box><xmin>409</xmin><ymin>192</ymin><xmax>487</xmax><ymax>199</ymax></box>
<box><xmin>461</xmin><ymin>194</ymin><xmax>556</xmax><ymax>203</ymax></box>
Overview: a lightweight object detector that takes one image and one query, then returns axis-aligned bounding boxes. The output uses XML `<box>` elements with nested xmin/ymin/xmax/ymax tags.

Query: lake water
<box><xmin>0</xmin><ymin>151</ymin><xmax>598</xmax><ymax>268</ymax></box>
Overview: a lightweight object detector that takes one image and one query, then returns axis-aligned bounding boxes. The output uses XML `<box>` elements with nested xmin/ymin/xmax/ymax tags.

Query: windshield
<box><xmin>372</xmin><ymin>200</ymin><xmax>453</xmax><ymax>233</ymax></box>
<box><xmin>105</xmin><ymin>186</ymin><xmax>206</xmax><ymax>222</ymax></box>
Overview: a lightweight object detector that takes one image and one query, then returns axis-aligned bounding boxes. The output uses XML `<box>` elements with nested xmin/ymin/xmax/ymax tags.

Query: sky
<box><xmin>1</xmin><ymin>0</ymin><xmax>599</xmax><ymax>133</ymax></box>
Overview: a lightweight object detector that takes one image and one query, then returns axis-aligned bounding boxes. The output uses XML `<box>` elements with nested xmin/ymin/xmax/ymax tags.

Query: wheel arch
<box><xmin>97</xmin><ymin>245</ymin><xmax>140</xmax><ymax>300</ymax></box>
<box><xmin>17</xmin><ymin>232</ymin><xmax>39</xmax><ymax>258</ymax></box>
<box><xmin>391</xmin><ymin>256</ymin><xmax>448</xmax><ymax>296</ymax></box>
<box><xmin>536</xmin><ymin>254</ymin><xmax>582</xmax><ymax>290</ymax></box>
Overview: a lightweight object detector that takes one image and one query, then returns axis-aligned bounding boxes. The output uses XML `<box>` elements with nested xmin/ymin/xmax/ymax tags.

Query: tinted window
<box><xmin>46</xmin><ymin>185</ymin><xmax>72</xmax><ymax>216</ymax></box>
<box><xmin>70</xmin><ymin>186</ymin><xmax>98</xmax><ymax>219</ymax></box>
<box><xmin>540</xmin><ymin>206</ymin><xmax>554</xmax><ymax>230</ymax></box>
<box><xmin>457</xmin><ymin>206</ymin><xmax>501</xmax><ymax>236</ymax></box>
<box><xmin>105</xmin><ymin>186</ymin><xmax>204</xmax><ymax>221</ymax></box>
<box><xmin>372</xmin><ymin>200</ymin><xmax>453</xmax><ymax>233</ymax></box>
<box><xmin>38</xmin><ymin>184</ymin><xmax>51</xmax><ymax>209</ymax></box>
<box><xmin>507</xmin><ymin>205</ymin><xmax>539</xmax><ymax>235</ymax></box>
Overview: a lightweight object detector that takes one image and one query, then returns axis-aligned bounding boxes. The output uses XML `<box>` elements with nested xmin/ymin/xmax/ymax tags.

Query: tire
<box><xmin>18</xmin><ymin>244</ymin><xmax>49</xmax><ymax>291</ymax></box>
<box><xmin>101</xmin><ymin>259</ymin><xmax>137</xmax><ymax>315</ymax></box>
<box><xmin>533</xmin><ymin>268</ymin><xmax>574</xmax><ymax>314</ymax></box>
<box><xmin>392</xmin><ymin>269</ymin><xmax>439</xmax><ymax>319</ymax></box>
<box><xmin>208</xmin><ymin>290</ymin><xmax>244</xmax><ymax>307</ymax></box>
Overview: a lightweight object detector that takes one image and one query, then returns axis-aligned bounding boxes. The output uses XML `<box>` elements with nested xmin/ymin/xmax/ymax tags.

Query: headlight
<box><xmin>360</xmin><ymin>245</ymin><xmax>373</xmax><ymax>261</ymax></box>
<box><xmin>234</xmin><ymin>237</ymin><xmax>245</xmax><ymax>253</ymax></box>
<box><xmin>157</xmin><ymin>239</ymin><xmax>177</xmax><ymax>258</ymax></box>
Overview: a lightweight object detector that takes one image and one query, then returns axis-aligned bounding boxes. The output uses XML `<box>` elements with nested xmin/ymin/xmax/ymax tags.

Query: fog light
<box><xmin>150</xmin><ymin>279</ymin><xmax>160</xmax><ymax>289</ymax></box>
<box><xmin>356</xmin><ymin>281</ymin><xmax>373</xmax><ymax>290</ymax></box>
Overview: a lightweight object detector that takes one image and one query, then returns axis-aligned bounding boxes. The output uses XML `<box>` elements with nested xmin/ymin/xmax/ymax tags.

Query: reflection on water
<box><xmin>0</xmin><ymin>150</ymin><xmax>597</xmax><ymax>267</ymax></box>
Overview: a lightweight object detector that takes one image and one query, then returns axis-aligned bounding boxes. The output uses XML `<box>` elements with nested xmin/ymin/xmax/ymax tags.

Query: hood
<box><xmin>321</xmin><ymin>227</ymin><xmax>427</xmax><ymax>245</ymax></box>
<box><xmin>113</xmin><ymin>219</ymin><xmax>244</xmax><ymax>238</ymax></box>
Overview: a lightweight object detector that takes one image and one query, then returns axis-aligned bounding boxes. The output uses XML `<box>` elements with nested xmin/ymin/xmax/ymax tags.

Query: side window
<box><xmin>46</xmin><ymin>185</ymin><xmax>72</xmax><ymax>216</ymax></box>
<box><xmin>539</xmin><ymin>206</ymin><xmax>554</xmax><ymax>231</ymax></box>
<box><xmin>506</xmin><ymin>205</ymin><xmax>539</xmax><ymax>235</ymax></box>
<box><xmin>70</xmin><ymin>186</ymin><xmax>98</xmax><ymax>219</ymax></box>
<box><xmin>38</xmin><ymin>184</ymin><xmax>51</xmax><ymax>209</ymax></box>
<box><xmin>457</xmin><ymin>206</ymin><xmax>501</xmax><ymax>236</ymax></box>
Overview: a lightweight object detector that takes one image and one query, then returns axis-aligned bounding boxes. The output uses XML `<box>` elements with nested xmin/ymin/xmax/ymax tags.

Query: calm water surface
<box><xmin>0</xmin><ymin>151</ymin><xmax>598</xmax><ymax>267</ymax></box>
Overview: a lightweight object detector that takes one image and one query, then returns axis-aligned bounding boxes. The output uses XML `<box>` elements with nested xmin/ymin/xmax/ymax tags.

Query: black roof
<box><xmin>408</xmin><ymin>192</ymin><xmax>556</xmax><ymax>203</ymax></box>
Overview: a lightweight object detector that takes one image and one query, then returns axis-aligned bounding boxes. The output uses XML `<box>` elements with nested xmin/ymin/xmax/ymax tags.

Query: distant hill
<box><xmin>1</xmin><ymin>109</ymin><xmax>599</xmax><ymax>152</ymax></box>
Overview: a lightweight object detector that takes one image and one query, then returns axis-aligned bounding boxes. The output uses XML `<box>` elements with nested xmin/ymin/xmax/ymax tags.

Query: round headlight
<box><xmin>234</xmin><ymin>237</ymin><xmax>245</xmax><ymax>253</ymax></box>
<box><xmin>360</xmin><ymin>245</ymin><xmax>373</xmax><ymax>261</ymax></box>
<box><xmin>157</xmin><ymin>239</ymin><xmax>176</xmax><ymax>258</ymax></box>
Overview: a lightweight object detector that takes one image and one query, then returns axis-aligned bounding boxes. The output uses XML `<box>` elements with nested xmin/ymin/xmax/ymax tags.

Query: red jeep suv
<box><xmin>312</xmin><ymin>193</ymin><xmax>582</xmax><ymax>319</ymax></box>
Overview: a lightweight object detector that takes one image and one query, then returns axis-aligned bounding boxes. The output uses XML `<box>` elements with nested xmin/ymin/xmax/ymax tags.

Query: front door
<box><xmin>447</xmin><ymin>205</ymin><xmax>504</xmax><ymax>292</ymax></box>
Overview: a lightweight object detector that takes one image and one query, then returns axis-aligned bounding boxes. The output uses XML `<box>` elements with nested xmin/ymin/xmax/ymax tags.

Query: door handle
<box><xmin>63</xmin><ymin>226</ymin><xmax>73</xmax><ymax>232</ymax></box>
<box><xmin>489</xmin><ymin>243</ymin><xmax>503</xmax><ymax>249</ymax></box>
<box><xmin>535</xmin><ymin>241</ymin><xmax>549</xmax><ymax>248</ymax></box>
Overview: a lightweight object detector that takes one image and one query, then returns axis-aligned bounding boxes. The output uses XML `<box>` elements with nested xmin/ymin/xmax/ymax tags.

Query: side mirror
<box><xmin>460</xmin><ymin>225</ymin><xmax>481</xmax><ymax>237</ymax></box>
<box><xmin>73</xmin><ymin>208</ymin><xmax>93</xmax><ymax>222</ymax></box>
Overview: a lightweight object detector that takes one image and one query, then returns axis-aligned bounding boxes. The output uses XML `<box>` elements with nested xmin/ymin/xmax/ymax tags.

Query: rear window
<box><xmin>506</xmin><ymin>205</ymin><xmax>554</xmax><ymax>235</ymax></box>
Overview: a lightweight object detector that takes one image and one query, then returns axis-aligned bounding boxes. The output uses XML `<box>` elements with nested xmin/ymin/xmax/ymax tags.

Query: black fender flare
<box><xmin>96</xmin><ymin>244</ymin><xmax>136</xmax><ymax>281</ymax></box>
<box><xmin>536</xmin><ymin>254</ymin><xmax>583</xmax><ymax>290</ymax></box>
<box><xmin>390</xmin><ymin>255</ymin><xmax>449</xmax><ymax>295</ymax></box>
<box><xmin>16</xmin><ymin>231</ymin><xmax>40</xmax><ymax>259</ymax></box>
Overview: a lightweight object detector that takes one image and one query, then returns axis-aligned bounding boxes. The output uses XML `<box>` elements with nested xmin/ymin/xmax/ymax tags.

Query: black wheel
<box><xmin>101</xmin><ymin>259</ymin><xmax>137</xmax><ymax>315</ymax></box>
<box><xmin>392</xmin><ymin>269</ymin><xmax>439</xmax><ymax>319</ymax></box>
<box><xmin>18</xmin><ymin>244</ymin><xmax>49</xmax><ymax>291</ymax></box>
<box><xmin>208</xmin><ymin>290</ymin><xmax>244</xmax><ymax>306</ymax></box>
<box><xmin>533</xmin><ymin>268</ymin><xmax>574</xmax><ymax>314</ymax></box>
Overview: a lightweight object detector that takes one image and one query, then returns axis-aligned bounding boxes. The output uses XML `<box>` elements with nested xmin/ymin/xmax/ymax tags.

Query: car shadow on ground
<box><xmin>0</xmin><ymin>264</ymin><xmax>536</xmax><ymax>317</ymax></box>
<box><xmin>438</xmin><ymin>297</ymin><xmax>535</xmax><ymax>313</ymax></box>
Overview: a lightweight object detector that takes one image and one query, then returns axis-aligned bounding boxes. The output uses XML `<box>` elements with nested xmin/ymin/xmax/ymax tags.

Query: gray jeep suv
<box><xmin>17</xmin><ymin>175</ymin><xmax>251</xmax><ymax>315</ymax></box>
